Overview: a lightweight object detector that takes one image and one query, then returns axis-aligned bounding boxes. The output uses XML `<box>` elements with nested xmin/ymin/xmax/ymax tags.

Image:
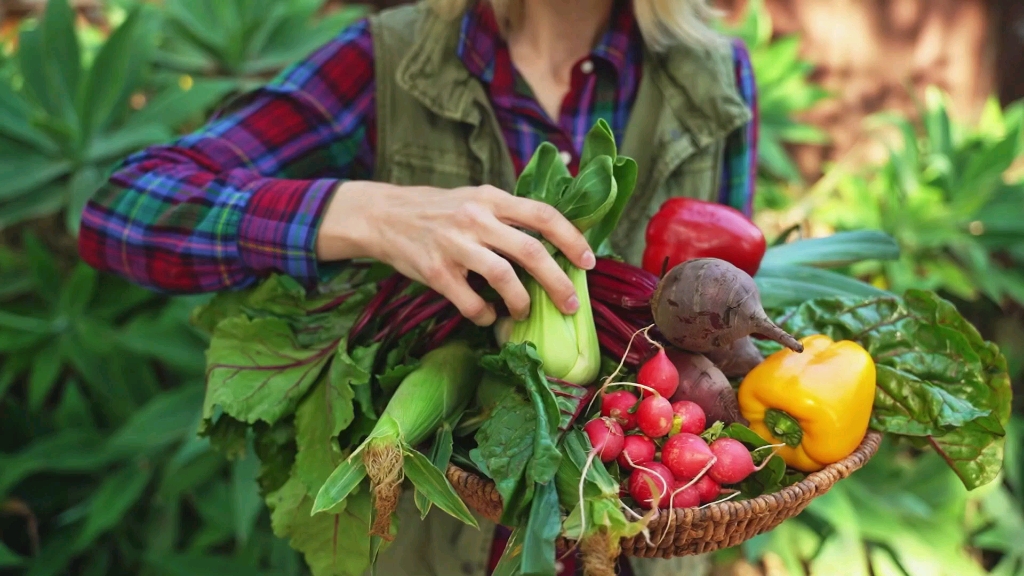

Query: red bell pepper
<box><xmin>641</xmin><ymin>197</ymin><xmax>766</xmax><ymax>278</ymax></box>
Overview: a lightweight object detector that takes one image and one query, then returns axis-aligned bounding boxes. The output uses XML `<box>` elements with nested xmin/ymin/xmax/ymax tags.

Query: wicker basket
<box><xmin>445</xmin><ymin>430</ymin><xmax>883</xmax><ymax>558</ymax></box>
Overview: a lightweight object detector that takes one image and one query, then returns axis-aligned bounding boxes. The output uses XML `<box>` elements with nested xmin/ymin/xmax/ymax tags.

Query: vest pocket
<box><xmin>386</xmin><ymin>145</ymin><xmax>480</xmax><ymax>189</ymax></box>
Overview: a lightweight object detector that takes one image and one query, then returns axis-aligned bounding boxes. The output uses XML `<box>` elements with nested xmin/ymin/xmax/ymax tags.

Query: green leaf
<box><xmin>718</xmin><ymin>424</ymin><xmax>793</xmax><ymax>497</ymax></box>
<box><xmin>86</xmin><ymin>124</ymin><xmax>171</xmax><ymax>164</ymax></box>
<box><xmin>469</xmin><ymin>391</ymin><xmax>538</xmax><ymax>525</ymax></box>
<box><xmin>124</xmin><ymin>78</ymin><xmax>237</xmax><ymax>131</ymax></box>
<box><xmin>492</xmin><ymin>526</ymin><xmax>527</xmax><ymax>576</ymax></box>
<box><xmin>21</xmin><ymin>230</ymin><xmax>61</xmax><ymax>304</ymax></box>
<box><xmin>557</xmin><ymin>155</ymin><xmax>617</xmax><ymax>231</ymax></box>
<box><xmin>586</xmin><ymin>156</ymin><xmax>638</xmax><ymax>250</ymax></box>
<box><xmin>513</xmin><ymin>142</ymin><xmax>572</xmax><ymax>204</ymax></box>
<box><xmin>53</xmin><ymin>379</ymin><xmax>96</xmax><ymax>430</ymax></box>
<box><xmin>105</xmin><ymin>384</ymin><xmax>206</xmax><ymax>456</ymax></box>
<box><xmin>0</xmin><ymin>183</ymin><xmax>67</xmax><ymax>228</ymax></box>
<box><xmin>762</xmin><ymin>231</ymin><xmax>901</xmax><ymax>268</ymax></box>
<box><xmin>0</xmin><ymin>156</ymin><xmax>73</xmax><ymax>202</ymax></box>
<box><xmin>65</xmin><ymin>167</ymin><xmax>108</xmax><ymax>236</ymax></box>
<box><xmin>519</xmin><ymin>481</ymin><xmax>561</xmax><ymax>576</ymax></box>
<box><xmin>0</xmin><ymin>431</ymin><xmax>113</xmax><ymax>496</ymax></box>
<box><xmin>202</xmin><ymin>316</ymin><xmax>336</xmax><ymax>426</ymax></box>
<box><xmin>74</xmin><ymin>462</ymin><xmax>154</xmax><ymax>550</ymax></box>
<box><xmin>78</xmin><ymin>8</ymin><xmax>144</xmax><ymax>137</ymax></box>
<box><xmin>294</xmin><ymin>378</ymin><xmax>347</xmax><ymax>499</ymax></box>
<box><xmin>27</xmin><ymin>340</ymin><xmax>63</xmax><ymax>411</ymax></box>
<box><xmin>268</xmin><ymin>475</ymin><xmax>373</xmax><ymax>576</ymax></box>
<box><xmin>144</xmin><ymin>554</ymin><xmax>287</xmax><ymax>576</ymax></box>
<box><xmin>231</xmin><ymin>443</ymin><xmax>264</xmax><ymax>545</ymax></box>
<box><xmin>768</xmin><ymin>289</ymin><xmax>1012</xmax><ymax>489</ymax></box>
<box><xmin>0</xmin><ymin>540</ymin><xmax>25</xmax><ymax>568</ymax></box>
<box><xmin>415</xmin><ymin>421</ymin><xmax>455</xmax><ymax>519</ymax></box>
<box><xmin>578</xmin><ymin>118</ymin><xmax>617</xmax><ymax>170</ymax></box>
<box><xmin>755</xmin><ymin>264</ymin><xmax>891</xmax><ymax>309</ymax></box>
<box><xmin>402</xmin><ymin>446</ymin><xmax>478</xmax><ymax>528</ymax></box>
<box><xmin>311</xmin><ymin>457</ymin><xmax>368</xmax><ymax>515</ymax></box>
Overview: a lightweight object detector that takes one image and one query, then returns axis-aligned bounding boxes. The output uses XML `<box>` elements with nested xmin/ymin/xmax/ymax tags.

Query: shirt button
<box><xmin>558</xmin><ymin>150</ymin><xmax>572</xmax><ymax>164</ymax></box>
<box><xmin>580</xmin><ymin>59</ymin><xmax>594</xmax><ymax>74</ymax></box>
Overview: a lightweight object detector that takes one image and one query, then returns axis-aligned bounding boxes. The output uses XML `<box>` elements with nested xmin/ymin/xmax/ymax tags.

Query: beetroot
<box><xmin>649</xmin><ymin>258</ymin><xmax>803</xmax><ymax>354</ymax></box>
<box><xmin>669</xmin><ymin>400</ymin><xmax>706</xmax><ymax>436</ymax></box>
<box><xmin>635</xmin><ymin>395</ymin><xmax>674</xmax><ymax>438</ymax></box>
<box><xmin>708</xmin><ymin>438</ymin><xmax>757</xmax><ymax>485</ymax></box>
<box><xmin>617</xmin><ymin>434</ymin><xmax>656</xmax><ymax>470</ymax></box>
<box><xmin>600</xmin><ymin>390</ymin><xmax>639</xmax><ymax>430</ymax></box>
<box><xmin>692</xmin><ymin>475</ymin><xmax>721</xmax><ymax>504</ymax></box>
<box><xmin>637</xmin><ymin>347</ymin><xmax>679</xmax><ymax>398</ymax></box>
<box><xmin>661</xmin><ymin>433</ymin><xmax>716</xmax><ymax>480</ymax></box>
<box><xmin>666</xmin><ymin>348</ymin><xmax>747</xmax><ymax>426</ymax></box>
<box><xmin>583</xmin><ymin>418</ymin><xmax>625</xmax><ymax>463</ymax></box>
<box><xmin>704</xmin><ymin>336</ymin><xmax>764</xmax><ymax>378</ymax></box>
<box><xmin>628</xmin><ymin>462</ymin><xmax>675</xmax><ymax>510</ymax></box>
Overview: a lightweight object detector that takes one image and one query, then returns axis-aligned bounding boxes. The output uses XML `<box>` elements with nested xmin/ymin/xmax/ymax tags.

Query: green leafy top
<box><xmin>758</xmin><ymin>289</ymin><xmax>1013</xmax><ymax>490</ymax></box>
<box><xmin>513</xmin><ymin>119</ymin><xmax>638</xmax><ymax>249</ymax></box>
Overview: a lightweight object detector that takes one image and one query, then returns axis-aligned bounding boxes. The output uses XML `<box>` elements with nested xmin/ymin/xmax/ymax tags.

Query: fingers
<box><xmin>423</xmin><ymin>264</ymin><xmax>497</xmax><ymax>326</ymax></box>
<box><xmin>487</xmin><ymin>188</ymin><xmax>597</xmax><ymax>272</ymax></box>
<box><xmin>457</xmin><ymin>243</ymin><xmax>533</xmax><ymax>321</ymax></box>
<box><xmin>473</xmin><ymin>215</ymin><xmax>580</xmax><ymax>316</ymax></box>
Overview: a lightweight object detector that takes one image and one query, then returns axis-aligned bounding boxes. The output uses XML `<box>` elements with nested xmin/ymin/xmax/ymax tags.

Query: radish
<box><xmin>661</xmin><ymin>433</ymin><xmax>716</xmax><ymax>480</ymax></box>
<box><xmin>692</xmin><ymin>475</ymin><xmax>721</xmax><ymax>504</ymax></box>
<box><xmin>635</xmin><ymin>395</ymin><xmax>674</xmax><ymax>438</ymax></box>
<box><xmin>669</xmin><ymin>481</ymin><xmax>701</xmax><ymax>509</ymax></box>
<box><xmin>617</xmin><ymin>434</ymin><xmax>656</xmax><ymax>470</ymax></box>
<box><xmin>637</xmin><ymin>347</ymin><xmax>679</xmax><ymax>398</ymax></box>
<box><xmin>600</xmin><ymin>390</ymin><xmax>639</xmax><ymax>430</ymax></box>
<box><xmin>583</xmin><ymin>418</ymin><xmax>625</xmax><ymax>463</ymax></box>
<box><xmin>708</xmin><ymin>437</ymin><xmax>764</xmax><ymax>485</ymax></box>
<box><xmin>669</xmin><ymin>400</ymin><xmax>706</xmax><ymax>436</ymax></box>
<box><xmin>628</xmin><ymin>462</ymin><xmax>675</xmax><ymax>510</ymax></box>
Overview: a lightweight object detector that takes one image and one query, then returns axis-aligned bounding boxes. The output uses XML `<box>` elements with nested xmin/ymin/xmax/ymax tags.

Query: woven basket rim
<box><xmin>446</xmin><ymin>429</ymin><xmax>884</xmax><ymax>538</ymax></box>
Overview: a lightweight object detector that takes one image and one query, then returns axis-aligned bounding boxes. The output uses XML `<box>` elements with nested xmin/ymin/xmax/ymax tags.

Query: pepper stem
<box><xmin>763</xmin><ymin>409</ymin><xmax>804</xmax><ymax>447</ymax></box>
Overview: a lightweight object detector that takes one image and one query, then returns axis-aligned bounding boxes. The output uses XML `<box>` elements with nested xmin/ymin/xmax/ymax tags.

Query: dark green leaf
<box><xmin>0</xmin><ymin>540</ymin><xmax>25</xmax><ymax>567</ymax></box>
<box><xmin>73</xmin><ymin>462</ymin><xmax>154</xmax><ymax>550</ymax></box>
<box><xmin>557</xmin><ymin>155</ymin><xmax>616</xmax><ymax>231</ymax></box>
<box><xmin>469</xmin><ymin>391</ymin><xmax>538</xmax><ymax>524</ymax></box>
<box><xmin>0</xmin><ymin>185</ymin><xmax>67</xmax><ymax>229</ymax></box>
<box><xmin>53</xmin><ymin>379</ymin><xmax>96</xmax><ymax>430</ymax></box>
<box><xmin>717</xmin><ymin>424</ymin><xmax>792</xmax><ymax>497</ymax></box>
<box><xmin>231</xmin><ymin>442</ymin><xmax>263</xmax><ymax>545</ymax></box>
<box><xmin>21</xmin><ymin>230</ymin><xmax>61</xmax><ymax>304</ymax></box>
<box><xmin>755</xmin><ymin>264</ymin><xmax>891</xmax><ymax>309</ymax></box>
<box><xmin>144</xmin><ymin>553</ymin><xmax>288</xmax><ymax>576</ymax></box>
<box><xmin>268</xmin><ymin>475</ymin><xmax>373</xmax><ymax>576</ymax></box>
<box><xmin>0</xmin><ymin>83</ymin><xmax>58</xmax><ymax>153</ymax></box>
<box><xmin>519</xmin><ymin>481</ymin><xmax>561</xmax><ymax>576</ymax></box>
<box><xmin>513</xmin><ymin>142</ymin><xmax>571</xmax><ymax>205</ymax></box>
<box><xmin>58</xmin><ymin>262</ymin><xmax>99</xmax><ymax>316</ymax></box>
<box><xmin>492</xmin><ymin>527</ymin><xmax>527</xmax><ymax>576</ymax></box>
<box><xmin>78</xmin><ymin>8</ymin><xmax>145</xmax><ymax>136</ymax></box>
<box><xmin>769</xmin><ymin>290</ymin><xmax>1012</xmax><ymax>489</ymax></box>
<box><xmin>27</xmin><ymin>340</ymin><xmax>63</xmax><ymax>411</ymax></box>
<box><xmin>65</xmin><ymin>167</ymin><xmax>108</xmax><ymax>236</ymax></box>
<box><xmin>0</xmin><ymin>431</ymin><xmax>113</xmax><ymax>496</ymax></box>
<box><xmin>402</xmin><ymin>446</ymin><xmax>478</xmax><ymax>528</ymax></box>
<box><xmin>586</xmin><ymin>155</ymin><xmax>638</xmax><ymax>250</ymax></box>
<box><xmin>293</xmin><ymin>378</ymin><xmax>346</xmax><ymax>499</ymax></box>
<box><xmin>0</xmin><ymin>157</ymin><xmax>73</xmax><ymax>202</ymax></box>
<box><xmin>124</xmin><ymin>78</ymin><xmax>237</xmax><ymax>131</ymax></box>
<box><xmin>106</xmin><ymin>385</ymin><xmax>205</xmax><ymax>458</ymax></box>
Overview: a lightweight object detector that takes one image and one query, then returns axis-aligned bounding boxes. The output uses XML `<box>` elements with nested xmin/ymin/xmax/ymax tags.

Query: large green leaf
<box><xmin>762</xmin><ymin>231</ymin><xmax>900</xmax><ymax>268</ymax></box>
<box><xmin>0</xmin><ymin>155</ymin><xmax>73</xmax><ymax>202</ymax></box>
<box><xmin>78</xmin><ymin>8</ymin><xmax>145</xmax><ymax>138</ymax></box>
<box><xmin>73</xmin><ymin>463</ymin><xmax>154</xmax><ymax>551</ymax></box>
<box><xmin>123</xmin><ymin>78</ymin><xmax>237</xmax><ymax>131</ymax></box>
<box><xmin>105</xmin><ymin>385</ymin><xmax>206</xmax><ymax>458</ymax></box>
<box><xmin>755</xmin><ymin>264</ymin><xmax>890</xmax><ymax>309</ymax></box>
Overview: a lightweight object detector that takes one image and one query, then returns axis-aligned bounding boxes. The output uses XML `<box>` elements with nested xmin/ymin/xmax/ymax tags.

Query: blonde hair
<box><xmin>427</xmin><ymin>0</ymin><xmax>726</xmax><ymax>53</ymax></box>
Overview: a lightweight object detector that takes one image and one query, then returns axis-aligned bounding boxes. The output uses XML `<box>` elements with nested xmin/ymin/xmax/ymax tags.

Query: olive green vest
<box><xmin>367</xmin><ymin>2</ymin><xmax>752</xmax><ymax>264</ymax></box>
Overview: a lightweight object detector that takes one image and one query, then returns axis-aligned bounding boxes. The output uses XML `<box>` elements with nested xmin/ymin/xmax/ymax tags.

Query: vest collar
<box><xmin>394</xmin><ymin>2</ymin><xmax>752</xmax><ymax>148</ymax></box>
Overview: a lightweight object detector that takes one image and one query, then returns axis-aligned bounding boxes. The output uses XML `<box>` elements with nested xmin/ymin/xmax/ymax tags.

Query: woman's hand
<box><xmin>316</xmin><ymin>181</ymin><xmax>596</xmax><ymax>326</ymax></box>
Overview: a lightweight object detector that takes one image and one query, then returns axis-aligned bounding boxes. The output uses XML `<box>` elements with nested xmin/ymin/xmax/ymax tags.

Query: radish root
<box><xmin>364</xmin><ymin>443</ymin><xmax>403</xmax><ymax>540</ymax></box>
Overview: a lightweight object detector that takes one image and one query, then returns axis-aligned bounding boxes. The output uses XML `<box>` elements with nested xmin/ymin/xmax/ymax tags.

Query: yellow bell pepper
<box><xmin>737</xmin><ymin>334</ymin><xmax>876</xmax><ymax>473</ymax></box>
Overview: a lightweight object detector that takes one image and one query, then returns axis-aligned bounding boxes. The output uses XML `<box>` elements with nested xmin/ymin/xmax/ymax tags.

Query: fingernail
<box><xmin>565</xmin><ymin>295</ymin><xmax>579</xmax><ymax>313</ymax></box>
<box><xmin>581</xmin><ymin>250</ymin><xmax>596</xmax><ymax>269</ymax></box>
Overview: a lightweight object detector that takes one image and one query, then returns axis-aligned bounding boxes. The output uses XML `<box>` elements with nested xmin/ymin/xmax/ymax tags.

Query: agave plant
<box><xmin>0</xmin><ymin>0</ymin><xmax>233</xmax><ymax>234</ymax></box>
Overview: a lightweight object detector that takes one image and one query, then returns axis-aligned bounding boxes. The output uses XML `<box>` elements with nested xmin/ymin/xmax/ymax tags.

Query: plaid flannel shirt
<box><xmin>78</xmin><ymin>1</ymin><xmax>758</xmax><ymax>295</ymax></box>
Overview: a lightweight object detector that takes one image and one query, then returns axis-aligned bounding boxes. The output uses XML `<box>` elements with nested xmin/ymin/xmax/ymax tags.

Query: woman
<box><xmin>78</xmin><ymin>0</ymin><xmax>758</xmax><ymax>572</ymax></box>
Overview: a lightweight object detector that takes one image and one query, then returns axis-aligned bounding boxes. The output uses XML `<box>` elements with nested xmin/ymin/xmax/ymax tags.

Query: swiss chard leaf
<box><xmin>760</xmin><ymin>289</ymin><xmax>1012</xmax><ymax>489</ymax></box>
<box><xmin>469</xmin><ymin>391</ymin><xmax>538</xmax><ymax>524</ymax></box>
<box><xmin>294</xmin><ymin>378</ymin><xmax>347</xmax><ymax>499</ymax></box>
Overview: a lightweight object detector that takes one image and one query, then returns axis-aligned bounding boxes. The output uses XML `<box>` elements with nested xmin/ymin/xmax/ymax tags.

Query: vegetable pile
<box><xmin>192</xmin><ymin>120</ymin><xmax>1014</xmax><ymax>576</ymax></box>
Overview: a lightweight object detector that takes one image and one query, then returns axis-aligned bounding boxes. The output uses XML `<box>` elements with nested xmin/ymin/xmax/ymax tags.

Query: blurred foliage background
<box><xmin>0</xmin><ymin>1</ymin><xmax>1021</xmax><ymax>575</ymax></box>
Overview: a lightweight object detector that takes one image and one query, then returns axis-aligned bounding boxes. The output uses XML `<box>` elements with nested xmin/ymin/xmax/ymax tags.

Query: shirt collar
<box><xmin>456</xmin><ymin>0</ymin><xmax>639</xmax><ymax>84</ymax></box>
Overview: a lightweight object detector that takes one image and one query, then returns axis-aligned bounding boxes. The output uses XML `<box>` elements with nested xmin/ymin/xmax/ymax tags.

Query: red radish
<box><xmin>628</xmin><ymin>462</ymin><xmax>675</xmax><ymax>510</ymax></box>
<box><xmin>617</xmin><ymin>434</ymin><xmax>656</xmax><ymax>470</ymax></box>
<box><xmin>601</xmin><ymin>390</ymin><xmax>639</xmax><ymax>430</ymax></box>
<box><xmin>583</xmin><ymin>418</ymin><xmax>625</xmax><ymax>463</ymax></box>
<box><xmin>669</xmin><ymin>400</ymin><xmax>706</xmax><ymax>436</ymax></box>
<box><xmin>661</xmin><ymin>433</ymin><xmax>716</xmax><ymax>480</ymax></box>
<box><xmin>692</xmin><ymin>475</ymin><xmax>721</xmax><ymax>504</ymax></box>
<box><xmin>669</xmin><ymin>482</ymin><xmax>701</xmax><ymax>509</ymax></box>
<box><xmin>637</xmin><ymin>348</ymin><xmax>679</xmax><ymax>398</ymax></box>
<box><xmin>708</xmin><ymin>438</ymin><xmax>758</xmax><ymax>484</ymax></box>
<box><xmin>636</xmin><ymin>395</ymin><xmax>674</xmax><ymax>438</ymax></box>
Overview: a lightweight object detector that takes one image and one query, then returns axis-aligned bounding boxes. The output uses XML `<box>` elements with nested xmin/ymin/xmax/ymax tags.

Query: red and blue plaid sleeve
<box><xmin>718</xmin><ymin>38</ymin><xmax>759</xmax><ymax>217</ymax></box>
<box><xmin>77</xmin><ymin>19</ymin><xmax>377</xmax><ymax>294</ymax></box>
